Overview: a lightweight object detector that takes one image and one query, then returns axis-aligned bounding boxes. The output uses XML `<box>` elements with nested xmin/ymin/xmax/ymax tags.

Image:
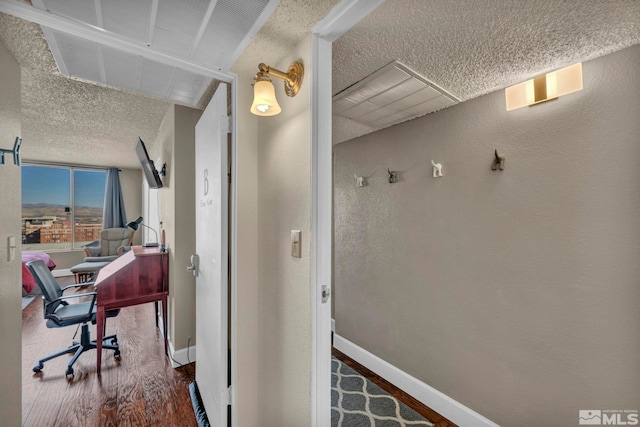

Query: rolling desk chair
<box><xmin>26</xmin><ymin>260</ymin><xmax>121</xmax><ymax>378</ymax></box>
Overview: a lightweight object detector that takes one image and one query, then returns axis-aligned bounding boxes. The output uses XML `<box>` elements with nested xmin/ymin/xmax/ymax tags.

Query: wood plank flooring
<box><xmin>22</xmin><ymin>277</ymin><xmax>196</xmax><ymax>427</ymax></box>
<box><xmin>23</xmin><ymin>276</ymin><xmax>453</xmax><ymax>426</ymax></box>
<box><xmin>332</xmin><ymin>347</ymin><xmax>458</xmax><ymax>427</ymax></box>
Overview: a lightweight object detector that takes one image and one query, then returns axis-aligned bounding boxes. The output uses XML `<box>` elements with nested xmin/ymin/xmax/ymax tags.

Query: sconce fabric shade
<box><xmin>505</xmin><ymin>63</ymin><xmax>583</xmax><ymax>111</ymax></box>
<box><xmin>250</xmin><ymin>80</ymin><xmax>281</xmax><ymax>116</ymax></box>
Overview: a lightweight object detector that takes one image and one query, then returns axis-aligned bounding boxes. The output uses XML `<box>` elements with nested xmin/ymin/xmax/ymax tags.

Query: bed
<box><xmin>21</xmin><ymin>251</ymin><xmax>56</xmax><ymax>294</ymax></box>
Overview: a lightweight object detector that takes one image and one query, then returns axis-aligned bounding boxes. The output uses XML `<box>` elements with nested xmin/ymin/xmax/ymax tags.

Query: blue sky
<box><xmin>22</xmin><ymin>166</ymin><xmax>106</xmax><ymax>207</ymax></box>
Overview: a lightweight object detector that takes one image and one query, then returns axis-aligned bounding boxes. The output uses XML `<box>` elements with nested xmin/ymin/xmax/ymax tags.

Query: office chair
<box><xmin>26</xmin><ymin>260</ymin><xmax>121</xmax><ymax>377</ymax></box>
<box><xmin>0</xmin><ymin>136</ymin><xmax>21</xmax><ymax>166</ymax></box>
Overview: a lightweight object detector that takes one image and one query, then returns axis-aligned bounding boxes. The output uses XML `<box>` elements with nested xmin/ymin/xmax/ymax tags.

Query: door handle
<box><xmin>187</xmin><ymin>254</ymin><xmax>199</xmax><ymax>277</ymax></box>
<box><xmin>321</xmin><ymin>285</ymin><xmax>331</xmax><ymax>303</ymax></box>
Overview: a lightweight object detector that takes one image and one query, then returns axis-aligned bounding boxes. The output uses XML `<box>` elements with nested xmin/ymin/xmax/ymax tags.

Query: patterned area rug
<box><xmin>332</xmin><ymin>357</ymin><xmax>434</xmax><ymax>427</ymax></box>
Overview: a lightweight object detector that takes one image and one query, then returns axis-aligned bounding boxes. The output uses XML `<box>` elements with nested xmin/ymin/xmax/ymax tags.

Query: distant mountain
<box><xmin>22</xmin><ymin>203</ymin><xmax>102</xmax><ymax>219</ymax></box>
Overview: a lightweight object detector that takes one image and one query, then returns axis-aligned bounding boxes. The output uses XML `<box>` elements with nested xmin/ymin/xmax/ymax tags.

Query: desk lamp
<box><xmin>126</xmin><ymin>216</ymin><xmax>159</xmax><ymax>247</ymax></box>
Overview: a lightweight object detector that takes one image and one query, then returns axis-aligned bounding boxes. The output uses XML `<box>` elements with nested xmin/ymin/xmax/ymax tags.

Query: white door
<box><xmin>195</xmin><ymin>82</ymin><xmax>229</xmax><ymax>425</ymax></box>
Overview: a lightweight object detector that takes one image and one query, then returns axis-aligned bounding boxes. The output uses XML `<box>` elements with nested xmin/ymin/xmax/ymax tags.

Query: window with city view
<box><xmin>22</xmin><ymin>165</ymin><xmax>107</xmax><ymax>251</ymax></box>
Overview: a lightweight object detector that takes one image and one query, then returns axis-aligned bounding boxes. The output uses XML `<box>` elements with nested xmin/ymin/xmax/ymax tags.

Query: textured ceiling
<box><xmin>1</xmin><ymin>0</ymin><xmax>639</xmax><ymax>166</ymax></box>
<box><xmin>332</xmin><ymin>0</ymin><xmax>640</xmax><ymax>143</ymax></box>
<box><xmin>0</xmin><ymin>0</ymin><xmax>339</xmax><ymax>169</ymax></box>
<box><xmin>0</xmin><ymin>12</ymin><xmax>170</xmax><ymax>169</ymax></box>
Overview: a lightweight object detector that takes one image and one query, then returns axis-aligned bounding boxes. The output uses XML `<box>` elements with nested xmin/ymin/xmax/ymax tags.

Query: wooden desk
<box><xmin>95</xmin><ymin>246</ymin><xmax>169</xmax><ymax>374</ymax></box>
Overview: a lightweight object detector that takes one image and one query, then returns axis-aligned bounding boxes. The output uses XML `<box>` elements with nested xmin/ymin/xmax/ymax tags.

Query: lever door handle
<box><xmin>187</xmin><ymin>254</ymin><xmax>199</xmax><ymax>277</ymax></box>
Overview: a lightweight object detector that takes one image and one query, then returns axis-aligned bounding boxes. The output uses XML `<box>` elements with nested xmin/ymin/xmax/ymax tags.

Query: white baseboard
<box><xmin>168</xmin><ymin>340</ymin><xmax>197</xmax><ymax>368</ymax></box>
<box><xmin>52</xmin><ymin>268</ymin><xmax>72</xmax><ymax>277</ymax></box>
<box><xmin>333</xmin><ymin>334</ymin><xmax>499</xmax><ymax>427</ymax></box>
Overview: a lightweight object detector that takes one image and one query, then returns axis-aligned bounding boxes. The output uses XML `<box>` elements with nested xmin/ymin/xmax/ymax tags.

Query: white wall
<box><xmin>333</xmin><ymin>45</ymin><xmax>640</xmax><ymax>426</ymax></box>
<box><xmin>255</xmin><ymin>34</ymin><xmax>314</xmax><ymax>426</ymax></box>
<box><xmin>0</xmin><ymin>37</ymin><xmax>22</xmax><ymax>426</ymax></box>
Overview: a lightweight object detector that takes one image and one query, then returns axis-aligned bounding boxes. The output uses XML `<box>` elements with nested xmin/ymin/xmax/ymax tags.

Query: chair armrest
<box><xmin>61</xmin><ymin>282</ymin><xmax>96</xmax><ymax>292</ymax></box>
<box><xmin>83</xmin><ymin>241</ymin><xmax>100</xmax><ymax>257</ymax></box>
<box><xmin>84</xmin><ymin>247</ymin><xmax>101</xmax><ymax>257</ymax></box>
<box><xmin>83</xmin><ymin>255</ymin><xmax>118</xmax><ymax>263</ymax></box>
<box><xmin>45</xmin><ymin>292</ymin><xmax>98</xmax><ymax>317</ymax></box>
<box><xmin>117</xmin><ymin>245</ymin><xmax>131</xmax><ymax>256</ymax></box>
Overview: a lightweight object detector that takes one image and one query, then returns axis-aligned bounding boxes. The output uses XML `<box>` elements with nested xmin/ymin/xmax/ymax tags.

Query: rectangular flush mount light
<box><xmin>505</xmin><ymin>63</ymin><xmax>583</xmax><ymax>111</ymax></box>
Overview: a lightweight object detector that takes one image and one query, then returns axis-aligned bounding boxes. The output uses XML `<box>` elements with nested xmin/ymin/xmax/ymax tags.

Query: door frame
<box><xmin>310</xmin><ymin>0</ymin><xmax>384</xmax><ymax>424</ymax></box>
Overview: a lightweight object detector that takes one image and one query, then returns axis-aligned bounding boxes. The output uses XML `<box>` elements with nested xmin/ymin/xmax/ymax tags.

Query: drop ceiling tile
<box><xmin>333</xmin><ymin>60</ymin><xmax>459</xmax><ymax>129</ymax></box>
<box><xmin>101</xmin><ymin>0</ymin><xmax>151</xmax><ymax>43</ymax></box>
<box><xmin>34</xmin><ymin>0</ymin><xmax>277</xmax><ymax>107</ymax></box>
<box><xmin>367</xmin><ymin>78</ymin><xmax>427</xmax><ymax>106</ymax></box>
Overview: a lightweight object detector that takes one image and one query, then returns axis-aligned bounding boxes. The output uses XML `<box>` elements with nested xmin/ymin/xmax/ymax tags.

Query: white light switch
<box><xmin>8</xmin><ymin>236</ymin><xmax>16</xmax><ymax>261</ymax></box>
<box><xmin>291</xmin><ymin>230</ymin><xmax>301</xmax><ymax>258</ymax></box>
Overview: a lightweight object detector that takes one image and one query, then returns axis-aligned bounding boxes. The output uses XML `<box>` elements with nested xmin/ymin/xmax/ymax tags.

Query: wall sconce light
<box><xmin>250</xmin><ymin>61</ymin><xmax>304</xmax><ymax>116</ymax></box>
<box><xmin>505</xmin><ymin>63</ymin><xmax>583</xmax><ymax>111</ymax></box>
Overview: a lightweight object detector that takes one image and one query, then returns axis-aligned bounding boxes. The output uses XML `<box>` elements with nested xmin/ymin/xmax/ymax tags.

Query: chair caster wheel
<box><xmin>33</xmin><ymin>364</ymin><xmax>43</xmax><ymax>373</ymax></box>
<box><xmin>66</xmin><ymin>367</ymin><xmax>74</xmax><ymax>378</ymax></box>
<box><xmin>114</xmin><ymin>350</ymin><xmax>121</xmax><ymax>360</ymax></box>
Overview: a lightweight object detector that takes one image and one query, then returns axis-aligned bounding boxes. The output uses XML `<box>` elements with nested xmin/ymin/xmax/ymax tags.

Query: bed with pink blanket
<box><xmin>21</xmin><ymin>251</ymin><xmax>56</xmax><ymax>293</ymax></box>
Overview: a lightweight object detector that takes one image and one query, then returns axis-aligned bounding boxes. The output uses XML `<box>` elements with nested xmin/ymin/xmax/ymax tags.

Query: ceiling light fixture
<box><xmin>505</xmin><ymin>63</ymin><xmax>583</xmax><ymax>111</ymax></box>
<box><xmin>250</xmin><ymin>61</ymin><xmax>304</xmax><ymax>116</ymax></box>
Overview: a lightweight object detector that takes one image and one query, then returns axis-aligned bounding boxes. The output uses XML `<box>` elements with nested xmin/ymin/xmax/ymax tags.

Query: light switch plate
<box><xmin>8</xmin><ymin>236</ymin><xmax>16</xmax><ymax>261</ymax></box>
<box><xmin>291</xmin><ymin>230</ymin><xmax>301</xmax><ymax>258</ymax></box>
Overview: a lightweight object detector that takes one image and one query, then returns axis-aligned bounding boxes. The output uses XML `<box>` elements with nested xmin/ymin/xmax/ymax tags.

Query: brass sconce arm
<box><xmin>257</xmin><ymin>61</ymin><xmax>304</xmax><ymax>97</ymax></box>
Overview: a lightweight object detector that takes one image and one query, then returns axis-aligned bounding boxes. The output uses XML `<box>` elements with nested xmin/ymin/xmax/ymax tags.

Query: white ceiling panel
<box><xmin>139</xmin><ymin>59</ymin><xmax>175</xmax><ymax>99</ymax></box>
<box><xmin>333</xmin><ymin>60</ymin><xmax>459</xmax><ymax>131</ymax></box>
<box><xmin>49</xmin><ymin>30</ymin><xmax>102</xmax><ymax>82</ymax></box>
<box><xmin>101</xmin><ymin>46</ymin><xmax>141</xmax><ymax>91</ymax></box>
<box><xmin>30</xmin><ymin>0</ymin><xmax>279</xmax><ymax>106</ymax></box>
<box><xmin>100</xmin><ymin>0</ymin><xmax>152</xmax><ymax>43</ymax></box>
<box><xmin>191</xmin><ymin>0</ymin><xmax>274</xmax><ymax>70</ymax></box>
<box><xmin>154</xmin><ymin>0</ymin><xmax>210</xmax><ymax>56</ymax></box>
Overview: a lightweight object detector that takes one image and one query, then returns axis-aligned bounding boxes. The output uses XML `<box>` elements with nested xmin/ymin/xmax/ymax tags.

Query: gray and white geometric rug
<box><xmin>332</xmin><ymin>357</ymin><xmax>434</xmax><ymax>427</ymax></box>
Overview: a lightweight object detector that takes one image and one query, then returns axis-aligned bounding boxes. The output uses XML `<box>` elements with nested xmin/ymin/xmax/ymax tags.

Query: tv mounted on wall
<box><xmin>135</xmin><ymin>137</ymin><xmax>163</xmax><ymax>189</ymax></box>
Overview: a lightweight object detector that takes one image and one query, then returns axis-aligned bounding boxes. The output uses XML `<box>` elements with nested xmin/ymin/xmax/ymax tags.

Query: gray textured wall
<box><xmin>0</xmin><ymin>37</ymin><xmax>22</xmax><ymax>425</ymax></box>
<box><xmin>333</xmin><ymin>45</ymin><xmax>640</xmax><ymax>426</ymax></box>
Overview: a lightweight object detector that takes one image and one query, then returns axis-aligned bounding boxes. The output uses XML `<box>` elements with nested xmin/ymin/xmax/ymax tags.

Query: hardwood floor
<box><xmin>22</xmin><ymin>277</ymin><xmax>197</xmax><ymax>427</ymax></box>
<box><xmin>331</xmin><ymin>347</ymin><xmax>458</xmax><ymax>427</ymax></box>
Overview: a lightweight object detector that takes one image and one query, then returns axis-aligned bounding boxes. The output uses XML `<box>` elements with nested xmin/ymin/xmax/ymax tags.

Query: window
<box><xmin>22</xmin><ymin>165</ymin><xmax>107</xmax><ymax>251</ymax></box>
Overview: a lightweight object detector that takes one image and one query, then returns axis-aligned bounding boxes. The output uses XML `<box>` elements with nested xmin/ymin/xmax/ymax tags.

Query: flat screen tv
<box><xmin>135</xmin><ymin>137</ymin><xmax>163</xmax><ymax>189</ymax></box>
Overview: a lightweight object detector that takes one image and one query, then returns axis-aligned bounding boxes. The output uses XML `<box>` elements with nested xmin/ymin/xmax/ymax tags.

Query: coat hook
<box><xmin>387</xmin><ymin>168</ymin><xmax>397</xmax><ymax>184</ymax></box>
<box><xmin>431</xmin><ymin>160</ymin><xmax>443</xmax><ymax>178</ymax></box>
<box><xmin>354</xmin><ymin>173</ymin><xmax>366</xmax><ymax>187</ymax></box>
<box><xmin>492</xmin><ymin>149</ymin><xmax>505</xmax><ymax>171</ymax></box>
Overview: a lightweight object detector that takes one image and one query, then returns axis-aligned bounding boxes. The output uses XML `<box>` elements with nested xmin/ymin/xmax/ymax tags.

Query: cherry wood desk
<box><xmin>95</xmin><ymin>246</ymin><xmax>168</xmax><ymax>374</ymax></box>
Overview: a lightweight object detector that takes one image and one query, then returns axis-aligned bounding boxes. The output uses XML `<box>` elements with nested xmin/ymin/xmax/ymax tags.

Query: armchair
<box><xmin>83</xmin><ymin>227</ymin><xmax>135</xmax><ymax>263</ymax></box>
<box><xmin>26</xmin><ymin>260</ymin><xmax>120</xmax><ymax>377</ymax></box>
